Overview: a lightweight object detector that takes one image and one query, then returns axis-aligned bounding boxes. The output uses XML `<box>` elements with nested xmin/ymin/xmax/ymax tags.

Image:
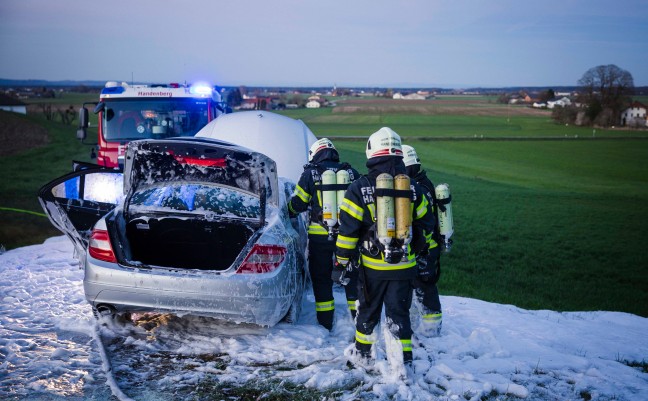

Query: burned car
<box><xmin>39</xmin><ymin>112</ymin><xmax>315</xmax><ymax>326</ymax></box>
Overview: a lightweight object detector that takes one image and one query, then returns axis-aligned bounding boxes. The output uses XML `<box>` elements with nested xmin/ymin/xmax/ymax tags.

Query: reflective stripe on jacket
<box><xmin>335</xmin><ymin>175</ymin><xmax>435</xmax><ymax>280</ymax></box>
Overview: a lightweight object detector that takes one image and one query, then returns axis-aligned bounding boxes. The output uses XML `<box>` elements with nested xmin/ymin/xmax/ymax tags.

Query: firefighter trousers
<box><xmin>413</xmin><ymin>249</ymin><xmax>442</xmax><ymax>311</ymax></box>
<box><xmin>414</xmin><ymin>281</ymin><xmax>441</xmax><ymax>314</ymax></box>
<box><xmin>309</xmin><ymin>238</ymin><xmax>357</xmax><ymax>330</ymax></box>
<box><xmin>355</xmin><ymin>268</ymin><xmax>413</xmax><ymax>363</ymax></box>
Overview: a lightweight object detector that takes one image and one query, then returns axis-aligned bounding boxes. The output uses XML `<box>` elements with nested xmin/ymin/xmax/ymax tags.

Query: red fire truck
<box><xmin>77</xmin><ymin>81</ymin><xmax>228</xmax><ymax>169</ymax></box>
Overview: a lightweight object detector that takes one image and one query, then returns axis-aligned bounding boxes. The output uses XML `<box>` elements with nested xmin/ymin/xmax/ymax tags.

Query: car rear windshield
<box><xmin>129</xmin><ymin>183</ymin><xmax>260</xmax><ymax>219</ymax></box>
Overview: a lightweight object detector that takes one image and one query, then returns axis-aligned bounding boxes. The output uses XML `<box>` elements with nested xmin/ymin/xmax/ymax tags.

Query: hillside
<box><xmin>0</xmin><ymin>110</ymin><xmax>50</xmax><ymax>156</ymax></box>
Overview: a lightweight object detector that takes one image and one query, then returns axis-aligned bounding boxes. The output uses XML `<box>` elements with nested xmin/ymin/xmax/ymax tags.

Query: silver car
<box><xmin>39</xmin><ymin>112</ymin><xmax>314</xmax><ymax>327</ymax></box>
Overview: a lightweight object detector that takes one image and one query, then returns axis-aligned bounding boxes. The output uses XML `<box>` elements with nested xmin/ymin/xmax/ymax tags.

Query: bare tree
<box><xmin>57</xmin><ymin>105</ymin><xmax>76</xmax><ymax>125</ymax></box>
<box><xmin>36</xmin><ymin>103</ymin><xmax>53</xmax><ymax>121</ymax></box>
<box><xmin>578</xmin><ymin>64</ymin><xmax>634</xmax><ymax>126</ymax></box>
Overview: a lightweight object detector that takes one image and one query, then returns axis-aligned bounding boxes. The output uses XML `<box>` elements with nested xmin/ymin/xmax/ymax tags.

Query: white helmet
<box><xmin>402</xmin><ymin>144</ymin><xmax>420</xmax><ymax>167</ymax></box>
<box><xmin>308</xmin><ymin>138</ymin><xmax>335</xmax><ymax>161</ymax></box>
<box><xmin>366</xmin><ymin>127</ymin><xmax>403</xmax><ymax>159</ymax></box>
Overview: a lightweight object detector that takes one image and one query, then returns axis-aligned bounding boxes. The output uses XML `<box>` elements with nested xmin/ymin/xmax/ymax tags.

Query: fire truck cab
<box><xmin>77</xmin><ymin>81</ymin><xmax>228</xmax><ymax>169</ymax></box>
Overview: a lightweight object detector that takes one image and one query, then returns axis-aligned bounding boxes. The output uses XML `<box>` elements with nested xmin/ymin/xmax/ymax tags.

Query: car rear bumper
<box><xmin>83</xmin><ymin>255</ymin><xmax>299</xmax><ymax>327</ymax></box>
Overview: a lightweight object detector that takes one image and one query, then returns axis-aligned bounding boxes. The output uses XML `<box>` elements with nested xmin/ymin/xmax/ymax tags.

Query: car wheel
<box><xmin>282</xmin><ymin>270</ymin><xmax>305</xmax><ymax>324</ymax></box>
<box><xmin>282</xmin><ymin>289</ymin><xmax>303</xmax><ymax>324</ymax></box>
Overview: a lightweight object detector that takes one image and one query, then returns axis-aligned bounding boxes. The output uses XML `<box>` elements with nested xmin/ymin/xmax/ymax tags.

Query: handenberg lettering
<box><xmin>137</xmin><ymin>91</ymin><xmax>173</xmax><ymax>97</ymax></box>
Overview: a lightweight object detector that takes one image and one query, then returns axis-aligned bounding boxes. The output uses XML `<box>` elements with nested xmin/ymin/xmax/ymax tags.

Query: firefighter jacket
<box><xmin>288</xmin><ymin>151</ymin><xmax>359</xmax><ymax>240</ymax></box>
<box><xmin>408</xmin><ymin>168</ymin><xmax>441</xmax><ymax>251</ymax></box>
<box><xmin>336</xmin><ymin>157</ymin><xmax>435</xmax><ymax>280</ymax></box>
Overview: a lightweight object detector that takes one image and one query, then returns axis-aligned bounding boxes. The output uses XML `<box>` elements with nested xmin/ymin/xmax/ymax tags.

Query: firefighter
<box><xmin>333</xmin><ymin>127</ymin><xmax>435</xmax><ymax>368</ymax></box>
<box><xmin>402</xmin><ymin>144</ymin><xmax>443</xmax><ymax>337</ymax></box>
<box><xmin>288</xmin><ymin>138</ymin><xmax>360</xmax><ymax>331</ymax></box>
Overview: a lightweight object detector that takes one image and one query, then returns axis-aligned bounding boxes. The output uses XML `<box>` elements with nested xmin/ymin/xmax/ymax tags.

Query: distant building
<box><xmin>403</xmin><ymin>93</ymin><xmax>426</xmax><ymax>100</ymax></box>
<box><xmin>393</xmin><ymin>92</ymin><xmax>426</xmax><ymax>100</ymax></box>
<box><xmin>621</xmin><ymin>101</ymin><xmax>647</xmax><ymax>127</ymax></box>
<box><xmin>306</xmin><ymin>100</ymin><xmax>321</xmax><ymax>109</ymax></box>
<box><xmin>238</xmin><ymin>97</ymin><xmax>272</xmax><ymax>111</ymax></box>
<box><xmin>547</xmin><ymin>97</ymin><xmax>572</xmax><ymax>109</ymax></box>
<box><xmin>0</xmin><ymin>94</ymin><xmax>27</xmax><ymax>114</ymax></box>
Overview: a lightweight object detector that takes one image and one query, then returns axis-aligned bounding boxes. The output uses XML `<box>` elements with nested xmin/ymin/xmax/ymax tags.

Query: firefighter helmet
<box><xmin>309</xmin><ymin>138</ymin><xmax>335</xmax><ymax>162</ymax></box>
<box><xmin>402</xmin><ymin>144</ymin><xmax>420</xmax><ymax>167</ymax></box>
<box><xmin>366</xmin><ymin>127</ymin><xmax>403</xmax><ymax>159</ymax></box>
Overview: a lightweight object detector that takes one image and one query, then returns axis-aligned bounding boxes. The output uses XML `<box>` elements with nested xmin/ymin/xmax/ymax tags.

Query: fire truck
<box><xmin>77</xmin><ymin>81</ymin><xmax>229</xmax><ymax>169</ymax></box>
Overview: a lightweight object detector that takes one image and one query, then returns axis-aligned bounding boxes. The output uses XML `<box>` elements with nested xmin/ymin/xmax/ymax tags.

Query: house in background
<box><xmin>0</xmin><ymin>94</ymin><xmax>27</xmax><ymax>114</ymax></box>
<box><xmin>621</xmin><ymin>101</ymin><xmax>648</xmax><ymax>127</ymax></box>
<box><xmin>547</xmin><ymin>97</ymin><xmax>572</xmax><ymax>109</ymax></box>
<box><xmin>393</xmin><ymin>92</ymin><xmax>427</xmax><ymax>100</ymax></box>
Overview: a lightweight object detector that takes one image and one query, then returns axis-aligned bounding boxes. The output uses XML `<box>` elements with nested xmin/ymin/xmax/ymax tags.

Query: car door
<box><xmin>38</xmin><ymin>168</ymin><xmax>124</xmax><ymax>258</ymax></box>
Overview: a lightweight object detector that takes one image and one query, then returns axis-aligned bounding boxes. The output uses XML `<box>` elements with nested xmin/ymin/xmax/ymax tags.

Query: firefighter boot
<box><xmin>420</xmin><ymin>312</ymin><xmax>442</xmax><ymax>337</ymax></box>
<box><xmin>347</xmin><ymin>341</ymin><xmax>373</xmax><ymax>370</ymax></box>
<box><xmin>315</xmin><ymin>297</ymin><xmax>334</xmax><ymax>330</ymax></box>
<box><xmin>317</xmin><ymin>309</ymin><xmax>334</xmax><ymax>331</ymax></box>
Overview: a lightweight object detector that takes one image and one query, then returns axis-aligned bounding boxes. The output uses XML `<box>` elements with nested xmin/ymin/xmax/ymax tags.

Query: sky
<box><xmin>0</xmin><ymin>0</ymin><xmax>648</xmax><ymax>87</ymax></box>
<box><xmin>1</xmin><ymin>236</ymin><xmax>647</xmax><ymax>400</ymax></box>
<box><xmin>0</xmin><ymin>0</ymin><xmax>647</xmax><ymax>88</ymax></box>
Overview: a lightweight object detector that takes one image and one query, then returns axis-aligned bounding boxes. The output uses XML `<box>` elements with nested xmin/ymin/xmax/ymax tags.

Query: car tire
<box><xmin>282</xmin><ymin>267</ymin><xmax>305</xmax><ymax>324</ymax></box>
<box><xmin>282</xmin><ymin>288</ymin><xmax>303</xmax><ymax>324</ymax></box>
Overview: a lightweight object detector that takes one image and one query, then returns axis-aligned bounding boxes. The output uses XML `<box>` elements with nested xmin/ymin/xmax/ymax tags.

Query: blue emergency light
<box><xmin>189</xmin><ymin>84</ymin><xmax>213</xmax><ymax>96</ymax></box>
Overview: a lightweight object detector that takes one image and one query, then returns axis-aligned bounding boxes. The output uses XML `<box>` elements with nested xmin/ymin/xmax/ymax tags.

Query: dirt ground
<box><xmin>333</xmin><ymin>97</ymin><xmax>551</xmax><ymax>117</ymax></box>
<box><xmin>0</xmin><ymin>111</ymin><xmax>49</xmax><ymax>156</ymax></box>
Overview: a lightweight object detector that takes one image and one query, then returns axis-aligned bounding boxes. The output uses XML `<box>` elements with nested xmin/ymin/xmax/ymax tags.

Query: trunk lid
<box><xmin>123</xmin><ymin>137</ymin><xmax>278</xmax><ymax>210</ymax></box>
<box><xmin>118</xmin><ymin>137</ymin><xmax>278</xmax><ymax>271</ymax></box>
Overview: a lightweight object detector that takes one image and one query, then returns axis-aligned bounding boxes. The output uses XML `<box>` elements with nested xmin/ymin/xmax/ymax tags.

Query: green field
<box><xmin>1</xmin><ymin>95</ymin><xmax>647</xmax><ymax>317</ymax></box>
<box><xmin>331</xmin><ymin>139</ymin><xmax>648</xmax><ymax>316</ymax></box>
<box><xmin>280</xmin><ymin>102</ymin><xmax>643</xmax><ymax>138</ymax></box>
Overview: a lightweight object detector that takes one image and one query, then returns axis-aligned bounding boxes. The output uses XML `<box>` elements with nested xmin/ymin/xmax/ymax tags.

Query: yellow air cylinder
<box><xmin>336</xmin><ymin>169</ymin><xmax>350</xmax><ymax>222</ymax></box>
<box><xmin>321</xmin><ymin>170</ymin><xmax>337</xmax><ymax>232</ymax></box>
<box><xmin>394</xmin><ymin>174</ymin><xmax>411</xmax><ymax>241</ymax></box>
<box><xmin>434</xmin><ymin>183</ymin><xmax>454</xmax><ymax>251</ymax></box>
<box><xmin>394</xmin><ymin>174</ymin><xmax>411</xmax><ymax>260</ymax></box>
<box><xmin>376</xmin><ymin>173</ymin><xmax>395</xmax><ymax>253</ymax></box>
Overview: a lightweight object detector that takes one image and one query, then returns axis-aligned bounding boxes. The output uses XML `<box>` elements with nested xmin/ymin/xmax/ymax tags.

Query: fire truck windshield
<box><xmin>102</xmin><ymin>98</ymin><xmax>211</xmax><ymax>141</ymax></box>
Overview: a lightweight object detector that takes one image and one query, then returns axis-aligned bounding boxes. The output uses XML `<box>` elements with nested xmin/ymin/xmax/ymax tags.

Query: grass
<box><xmin>193</xmin><ymin>378</ymin><xmax>340</xmax><ymax>401</ymax></box>
<box><xmin>22</xmin><ymin>92</ymin><xmax>99</xmax><ymax>106</ymax></box>
<box><xmin>333</xmin><ymin>139</ymin><xmax>648</xmax><ymax>317</ymax></box>
<box><xmin>0</xmin><ymin>112</ymin><xmax>95</xmax><ymax>249</ymax></box>
<box><xmin>279</xmin><ymin>106</ymin><xmax>644</xmax><ymax>138</ymax></box>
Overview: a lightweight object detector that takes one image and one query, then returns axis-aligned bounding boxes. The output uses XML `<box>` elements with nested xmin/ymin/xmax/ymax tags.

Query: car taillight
<box><xmin>172</xmin><ymin>154</ymin><xmax>227</xmax><ymax>167</ymax></box>
<box><xmin>88</xmin><ymin>229</ymin><xmax>117</xmax><ymax>263</ymax></box>
<box><xmin>236</xmin><ymin>244</ymin><xmax>287</xmax><ymax>274</ymax></box>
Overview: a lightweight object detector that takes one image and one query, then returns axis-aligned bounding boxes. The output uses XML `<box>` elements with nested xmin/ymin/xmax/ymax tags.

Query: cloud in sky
<box><xmin>1</xmin><ymin>0</ymin><xmax>647</xmax><ymax>87</ymax></box>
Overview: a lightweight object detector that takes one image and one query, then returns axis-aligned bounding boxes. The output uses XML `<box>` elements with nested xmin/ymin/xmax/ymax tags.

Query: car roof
<box><xmin>195</xmin><ymin>111</ymin><xmax>317</xmax><ymax>183</ymax></box>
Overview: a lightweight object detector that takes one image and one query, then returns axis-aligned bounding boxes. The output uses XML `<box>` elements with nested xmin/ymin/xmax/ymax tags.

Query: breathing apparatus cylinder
<box><xmin>336</xmin><ymin>169</ymin><xmax>350</xmax><ymax>222</ymax></box>
<box><xmin>321</xmin><ymin>170</ymin><xmax>337</xmax><ymax>240</ymax></box>
<box><xmin>434</xmin><ymin>183</ymin><xmax>454</xmax><ymax>252</ymax></box>
<box><xmin>376</xmin><ymin>173</ymin><xmax>395</xmax><ymax>261</ymax></box>
<box><xmin>394</xmin><ymin>174</ymin><xmax>412</xmax><ymax>261</ymax></box>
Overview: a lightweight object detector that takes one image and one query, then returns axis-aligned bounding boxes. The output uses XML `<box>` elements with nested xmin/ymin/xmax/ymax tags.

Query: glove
<box><xmin>331</xmin><ymin>260</ymin><xmax>350</xmax><ymax>286</ymax></box>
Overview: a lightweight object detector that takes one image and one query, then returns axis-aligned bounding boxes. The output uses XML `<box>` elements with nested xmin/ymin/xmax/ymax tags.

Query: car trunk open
<box><xmin>114</xmin><ymin>138</ymin><xmax>277</xmax><ymax>271</ymax></box>
<box><xmin>123</xmin><ymin>215</ymin><xmax>261</xmax><ymax>270</ymax></box>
